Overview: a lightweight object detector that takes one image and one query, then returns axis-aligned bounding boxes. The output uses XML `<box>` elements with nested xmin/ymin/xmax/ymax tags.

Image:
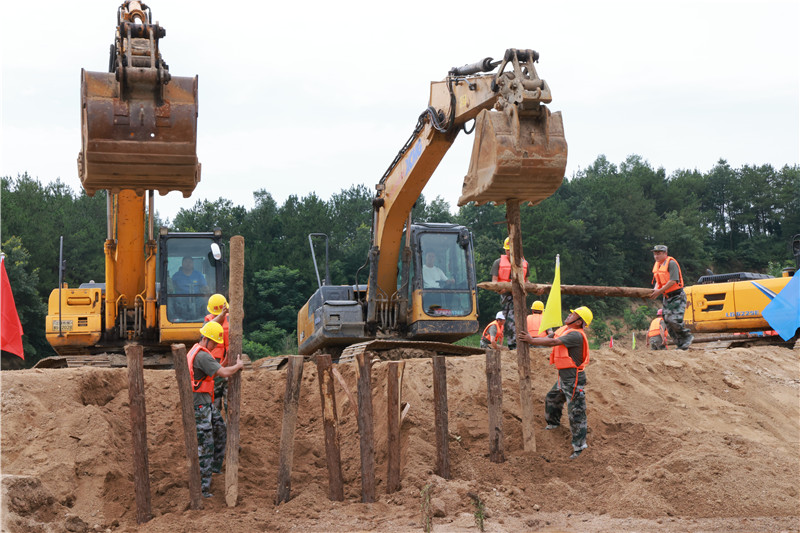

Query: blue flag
<box><xmin>762</xmin><ymin>273</ymin><xmax>800</xmax><ymax>341</ymax></box>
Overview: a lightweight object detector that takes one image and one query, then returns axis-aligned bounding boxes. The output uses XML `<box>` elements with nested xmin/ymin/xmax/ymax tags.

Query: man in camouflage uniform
<box><xmin>518</xmin><ymin>306</ymin><xmax>593</xmax><ymax>459</ymax></box>
<box><xmin>491</xmin><ymin>237</ymin><xmax>529</xmax><ymax>350</ymax></box>
<box><xmin>188</xmin><ymin>321</ymin><xmax>244</xmax><ymax>497</ymax></box>
<box><xmin>649</xmin><ymin>245</ymin><xmax>693</xmax><ymax>350</ymax></box>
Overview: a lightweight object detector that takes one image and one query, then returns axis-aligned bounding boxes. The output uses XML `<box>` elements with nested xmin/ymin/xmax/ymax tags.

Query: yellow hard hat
<box><xmin>570</xmin><ymin>306</ymin><xmax>593</xmax><ymax>327</ymax></box>
<box><xmin>503</xmin><ymin>237</ymin><xmax>510</xmax><ymax>250</ymax></box>
<box><xmin>207</xmin><ymin>293</ymin><xmax>228</xmax><ymax>315</ymax></box>
<box><xmin>531</xmin><ymin>300</ymin><xmax>545</xmax><ymax>311</ymax></box>
<box><xmin>200</xmin><ymin>321</ymin><xmax>224</xmax><ymax>344</ymax></box>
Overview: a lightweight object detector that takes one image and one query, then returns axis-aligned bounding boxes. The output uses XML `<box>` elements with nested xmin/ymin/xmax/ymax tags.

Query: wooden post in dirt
<box><xmin>171</xmin><ymin>343</ymin><xmax>203</xmax><ymax>510</ymax></box>
<box><xmin>485</xmin><ymin>348</ymin><xmax>505</xmax><ymax>463</ymax></box>
<box><xmin>506</xmin><ymin>201</ymin><xmax>537</xmax><ymax>453</ymax></box>
<box><xmin>355</xmin><ymin>350</ymin><xmax>376</xmax><ymax>503</ymax></box>
<box><xmin>225</xmin><ymin>235</ymin><xmax>244</xmax><ymax>507</ymax></box>
<box><xmin>432</xmin><ymin>355</ymin><xmax>450</xmax><ymax>479</ymax></box>
<box><xmin>386</xmin><ymin>361</ymin><xmax>405</xmax><ymax>493</ymax></box>
<box><xmin>276</xmin><ymin>355</ymin><xmax>304</xmax><ymax>504</ymax></box>
<box><xmin>316</xmin><ymin>354</ymin><xmax>344</xmax><ymax>501</ymax></box>
<box><xmin>124</xmin><ymin>344</ymin><xmax>152</xmax><ymax>524</ymax></box>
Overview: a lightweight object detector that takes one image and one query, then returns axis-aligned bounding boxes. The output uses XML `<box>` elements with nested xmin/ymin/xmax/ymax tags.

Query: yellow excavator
<box><xmin>42</xmin><ymin>1</ymin><xmax>223</xmax><ymax>367</ymax></box>
<box><xmin>684</xmin><ymin>234</ymin><xmax>800</xmax><ymax>338</ymax></box>
<box><xmin>297</xmin><ymin>49</ymin><xmax>567</xmax><ymax>357</ymax></box>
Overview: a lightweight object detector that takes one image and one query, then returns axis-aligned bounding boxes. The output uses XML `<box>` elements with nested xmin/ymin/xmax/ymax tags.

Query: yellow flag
<box><xmin>539</xmin><ymin>254</ymin><xmax>563</xmax><ymax>333</ymax></box>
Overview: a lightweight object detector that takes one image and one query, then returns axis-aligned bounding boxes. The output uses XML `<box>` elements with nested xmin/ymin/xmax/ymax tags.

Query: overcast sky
<box><xmin>2</xmin><ymin>0</ymin><xmax>798</xmax><ymax>223</ymax></box>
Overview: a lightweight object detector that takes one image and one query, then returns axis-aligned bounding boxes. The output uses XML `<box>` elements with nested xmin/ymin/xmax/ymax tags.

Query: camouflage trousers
<box><xmin>195</xmin><ymin>404</ymin><xmax>227</xmax><ymax>495</ymax></box>
<box><xmin>213</xmin><ymin>378</ymin><xmax>228</xmax><ymax>413</ymax></box>
<box><xmin>544</xmin><ymin>377</ymin><xmax>587</xmax><ymax>452</ymax></box>
<box><xmin>500</xmin><ymin>294</ymin><xmax>517</xmax><ymax>348</ymax></box>
<box><xmin>648</xmin><ymin>335</ymin><xmax>666</xmax><ymax>350</ymax></box>
<box><xmin>662</xmin><ymin>290</ymin><xmax>693</xmax><ymax>348</ymax></box>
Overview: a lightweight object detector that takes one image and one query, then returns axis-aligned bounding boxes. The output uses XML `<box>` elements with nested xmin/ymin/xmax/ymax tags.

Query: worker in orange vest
<box><xmin>491</xmin><ymin>237</ymin><xmax>529</xmax><ymax>350</ymax></box>
<box><xmin>647</xmin><ymin>309</ymin><xmax>668</xmax><ymax>350</ymax></box>
<box><xmin>649</xmin><ymin>244</ymin><xmax>693</xmax><ymax>349</ymax></box>
<box><xmin>204</xmin><ymin>294</ymin><xmax>230</xmax><ymax>412</ymax></box>
<box><xmin>526</xmin><ymin>300</ymin><xmax>548</xmax><ymax>337</ymax></box>
<box><xmin>480</xmin><ymin>311</ymin><xmax>506</xmax><ymax>350</ymax></box>
<box><xmin>188</xmin><ymin>321</ymin><xmax>244</xmax><ymax>497</ymax></box>
<box><xmin>518</xmin><ymin>306</ymin><xmax>593</xmax><ymax>459</ymax></box>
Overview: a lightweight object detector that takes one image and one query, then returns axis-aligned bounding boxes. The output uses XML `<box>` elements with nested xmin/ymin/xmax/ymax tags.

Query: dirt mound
<box><xmin>2</xmin><ymin>344</ymin><xmax>799</xmax><ymax>532</ymax></box>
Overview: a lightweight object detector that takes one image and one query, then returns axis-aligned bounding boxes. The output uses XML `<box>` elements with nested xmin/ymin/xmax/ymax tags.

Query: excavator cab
<box><xmin>78</xmin><ymin>1</ymin><xmax>200</xmax><ymax>198</ymax></box>
<box><xmin>405</xmin><ymin>224</ymin><xmax>479</xmax><ymax>341</ymax></box>
<box><xmin>157</xmin><ymin>229</ymin><xmax>227</xmax><ymax>343</ymax></box>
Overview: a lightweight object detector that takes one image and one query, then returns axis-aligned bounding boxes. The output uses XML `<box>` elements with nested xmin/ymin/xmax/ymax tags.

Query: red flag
<box><xmin>1</xmin><ymin>256</ymin><xmax>24</xmax><ymax>359</ymax></box>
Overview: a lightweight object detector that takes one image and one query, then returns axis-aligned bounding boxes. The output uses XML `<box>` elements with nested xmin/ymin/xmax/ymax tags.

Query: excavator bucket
<box><xmin>77</xmin><ymin>1</ymin><xmax>200</xmax><ymax>198</ymax></box>
<box><xmin>79</xmin><ymin>71</ymin><xmax>200</xmax><ymax>197</ymax></box>
<box><xmin>458</xmin><ymin>106</ymin><xmax>567</xmax><ymax>206</ymax></box>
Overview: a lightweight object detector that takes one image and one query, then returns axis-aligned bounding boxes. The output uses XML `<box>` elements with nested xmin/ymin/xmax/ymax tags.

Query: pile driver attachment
<box><xmin>459</xmin><ymin>49</ymin><xmax>567</xmax><ymax>206</ymax></box>
<box><xmin>78</xmin><ymin>1</ymin><xmax>200</xmax><ymax>198</ymax></box>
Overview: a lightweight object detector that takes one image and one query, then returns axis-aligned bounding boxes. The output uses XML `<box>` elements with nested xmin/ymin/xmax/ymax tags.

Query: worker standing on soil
<box><xmin>526</xmin><ymin>300</ymin><xmax>548</xmax><ymax>337</ymax></box>
<box><xmin>480</xmin><ymin>311</ymin><xmax>506</xmax><ymax>349</ymax></box>
<box><xmin>204</xmin><ymin>294</ymin><xmax>230</xmax><ymax>412</ymax></box>
<box><xmin>491</xmin><ymin>237</ymin><xmax>529</xmax><ymax>350</ymax></box>
<box><xmin>517</xmin><ymin>306</ymin><xmax>593</xmax><ymax>459</ymax></box>
<box><xmin>647</xmin><ymin>309</ymin><xmax>668</xmax><ymax>350</ymax></box>
<box><xmin>649</xmin><ymin>245</ymin><xmax>693</xmax><ymax>350</ymax></box>
<box><xmin>188</xmin><ymin>321</ymin><xmax>244</xmax><ymax>497</ymax></box>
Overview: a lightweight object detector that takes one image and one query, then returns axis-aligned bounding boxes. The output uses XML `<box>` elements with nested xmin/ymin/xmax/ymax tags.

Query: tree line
<box><xmin>2</xmin><ymin>155</ymin><xmax>798</xmax><ymax>366</ymax></box>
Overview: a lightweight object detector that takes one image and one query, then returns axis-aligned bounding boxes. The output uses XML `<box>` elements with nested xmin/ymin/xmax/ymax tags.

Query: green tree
<box><xmin>172</xmin><ymin>198</ymin><xmax>247</xmax><ymax>236</ymax></box>
<box><xmin>246</xmin><ymin>265</ymin><xmax>311</xmax><ymax>334</ymax></box>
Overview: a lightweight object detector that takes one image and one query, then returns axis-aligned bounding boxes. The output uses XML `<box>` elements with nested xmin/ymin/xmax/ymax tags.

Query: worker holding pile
<box><xmin>518</xmin><ymin>306</ymin><xmax>593</xmax><ymax>459</ymax></box>
<box><xmin>491</xmin><ymin>237</ymin><xmax>528</xmax><ymax>350</ymax></box>
<box><xmin>188</xmin><ymin>321</ymin><xmax>244</xmax><ymax>497</ymax></box>
<box><xmin>204</xmin><ymin>294</ymin><xmax>230</xmax><ymax>411</ymax></box>
<box><xmin>647</xmin><ymin>309</ymin><xmax>668</xmax><ymax>350</ymax></box>
<box><xmin>526</xmin><ymin>300</ymin><xmax>548</xmax><ymax>338</ymax></box>
<box><xmin>480</xmin><ymin>311</ymin><xmax>506</xmax><ymax>350</ymax></box>
<box><xmin>649</xmin><ymin>245</ymin><xmax>693</xmax><ymax>350</ymax></box>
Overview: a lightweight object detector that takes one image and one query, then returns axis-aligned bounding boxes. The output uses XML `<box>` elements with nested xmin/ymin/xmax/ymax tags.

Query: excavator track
<box><xmin>34</xmin><ymin>353</ymin><xmax>253</xmax><ymax>370</ymax></box>
<box><xmin>258</xmin><ymin>340</ymin><xmax>484</xmax><ymax>371</ymax></box>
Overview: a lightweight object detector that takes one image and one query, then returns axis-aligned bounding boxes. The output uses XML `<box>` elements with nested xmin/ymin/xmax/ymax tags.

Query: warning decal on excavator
<box><xmin>400</xmin><ymin>139</ymin><xmax>424</xmax><ymax>181</ymax></box>
<box><xmin>52</xmin><ymin>320</ymin><xmax>74</xmax><ymax>332</ymax></box>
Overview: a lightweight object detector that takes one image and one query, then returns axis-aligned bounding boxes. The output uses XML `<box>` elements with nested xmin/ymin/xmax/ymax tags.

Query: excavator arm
<box><xmin>371</xmin><ymin>49</ymin><xmax>567</xmax><ymax>302</ymax></box>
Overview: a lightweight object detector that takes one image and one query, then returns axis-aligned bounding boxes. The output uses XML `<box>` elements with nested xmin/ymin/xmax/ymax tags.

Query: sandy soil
<box><xmin>2</xmin><ymin>342</ymin><xmax>799</xmax><ymax>532</ymax></box>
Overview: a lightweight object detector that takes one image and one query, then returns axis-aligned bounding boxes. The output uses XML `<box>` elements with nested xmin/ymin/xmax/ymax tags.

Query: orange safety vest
<box><xmin>482</xmin><ymin>320</ymin><xmax>504</xmax><ymax>345</ymax></box>
<box><xmin>549</xmin><ymin>326</ymin><xmax>590</xmax><ymax>371</ymax></box>
<box><xmin>647</xmin><ymin>317</ymin><xmax>668</xmax><ymax>345</ymax></box>
<box><xmin>526</xmin><ymin>313</ymin><xmax>547</xmax><ymax>337</ymax></box>
<box><xmin>204</xmin><ymin>314</ymin><xmax>229</xmax><ymax>363</ymax></box>
<box><xmin>187</xmin><ymin>343</ymin><xmax>215</xmax><ymax>400</ymax></box>
<box><xmin>497</xmin><ymin>254</ymin><xmax>529</xmax><ymax>283</ymax></box>
<box><xmin>652</xmin><ymin>256</ymin><xmax>684</xmax><ymax>295</ymax></box>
